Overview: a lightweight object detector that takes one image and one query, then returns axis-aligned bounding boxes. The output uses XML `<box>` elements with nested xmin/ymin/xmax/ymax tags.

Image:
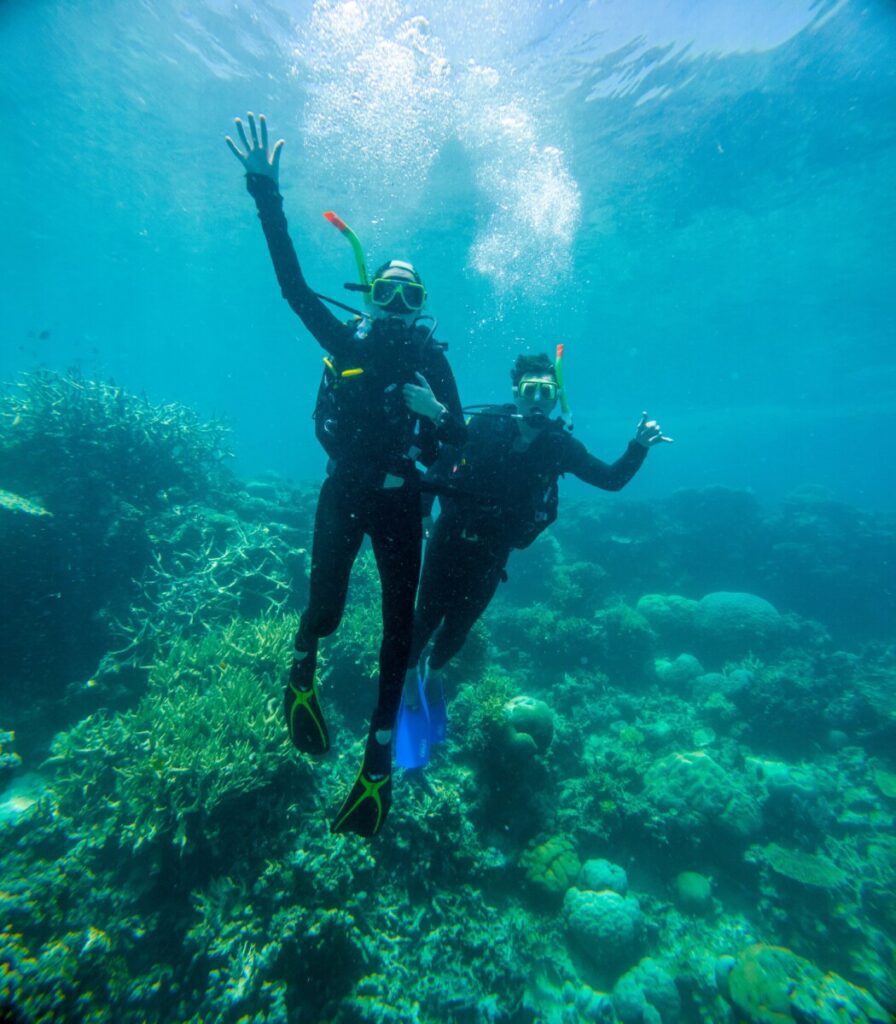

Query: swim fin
<box><xmin>331</xmin><ymin>719</ymin><xmax>392</xmax><ymax>837</ymax></box>
<box><xmin>395</xmin><ymin>669</ymin><xmax>430</xmax><ymax>769</ymax></box>
<box><xmin>284</xmin><ymin>650</ymin><xmax>329</xmax><ymax>755</ymax></box>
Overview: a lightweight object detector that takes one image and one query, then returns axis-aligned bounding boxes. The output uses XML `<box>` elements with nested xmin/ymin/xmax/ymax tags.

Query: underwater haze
<box><xmin>2</xmin><ymin>0</ymin><xmax>895</xmax><ymax>507</ymax></box>
<box><xmin>2</xmin><ymin>2</ymin><xmax>896</xmax><ymax>1024</ymax></box>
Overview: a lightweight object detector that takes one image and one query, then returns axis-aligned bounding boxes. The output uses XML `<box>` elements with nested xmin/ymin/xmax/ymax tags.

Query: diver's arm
<box><xmin>226</xmin><ymin>112</ymin><xmax>352</xmax><ymax>357</ymax></box>
<box><xmin>562</xmin><ymin>434</ymin><xmax>648</xmax><ymax>491</ymax></box>
<box><xmin>246</xmin><ymin>174</ymin><xmax>353</xmax><ymax>356</ymax></box>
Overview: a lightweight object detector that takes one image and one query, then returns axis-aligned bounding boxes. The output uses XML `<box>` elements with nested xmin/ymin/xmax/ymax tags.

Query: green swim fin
<box><xmin>284</xmin><ymin>648</ymin><xmax>329</xmax><ymax>754</ymax></box>
<box><xmin>331</xmin><ymin>720</ymin><xmax>392</xmax><ymax>837</ymax></box>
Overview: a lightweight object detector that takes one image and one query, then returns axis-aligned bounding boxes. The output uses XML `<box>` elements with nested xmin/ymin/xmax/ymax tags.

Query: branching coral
<box><xmin>0</xmin><ymin>371</ymin><xmax>241</xmax><ymax>703</ymax></box>
<box><xmin>0</xmin><ymin>730</ymin><xmax>21</xmax><ymax>778</ymax></box>
<box><xmin>47</xmin><ymin>615</ymin><xmax>306</xmax><ymax>856</ymax></box>
<box><xmin>0</xmin><ymin>370</ymin><xmax>231</xmax><ymax>508</ymax></box>
<box><xmin>99</xmin><ymin>506</ymin><xmax>308</xmax><ymax>679</ymax></box>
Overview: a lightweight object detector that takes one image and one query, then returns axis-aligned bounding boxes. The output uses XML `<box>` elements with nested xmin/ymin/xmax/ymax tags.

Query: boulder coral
<box><xmin>696</xmin><ymin>591</ymin><xmax>784</xmax><ymax>661</ymax></box>
<box><xmin>673</xmin><ymin>871</ymin><xmax>713</xmax><ymax>915</ymax></box>
<box><xmin>612</xmin><ymin>958</ymin><xmax>681</xmax><ymax>1024</ymax></box>
<box><xmin>563</xmin><ymin>888</ymin><xmax>646</xmax><ymax>978</ymax></box>
<box><xmin>643</xmin><ymin>750</ymin><xmax>762</xmax><ymax>841</ymax></box>
<box><xmin>636</xmin><ymin>594</ymin><xmax>699</xmax><ymax>643</ymax></box>
<box><xmin>579</xmin><ymin>858</ymin><xmax>629</xmax><ymax>895</ymax></box>
<box><xmin>716</xmin><ymin>944</ymin><xmax>889</xmax><ymax>1024</ymax></box>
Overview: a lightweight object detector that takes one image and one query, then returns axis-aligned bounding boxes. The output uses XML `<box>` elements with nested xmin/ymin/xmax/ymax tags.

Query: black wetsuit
<box><xmin>246</xmin><ymin>173</ymin><xmax>465</xmax><ymax>727</ymax></box>
<box><xmin>410</xmin><ymin>405</ymin><xmax>647</xmax><ymax>670</ymax></box>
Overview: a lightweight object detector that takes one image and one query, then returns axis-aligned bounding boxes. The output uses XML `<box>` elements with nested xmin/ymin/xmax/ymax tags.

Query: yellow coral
<box><xmin>520</xmin><ymin>836</ymin><xmax>581</xmax><ymax>895</ymax></box>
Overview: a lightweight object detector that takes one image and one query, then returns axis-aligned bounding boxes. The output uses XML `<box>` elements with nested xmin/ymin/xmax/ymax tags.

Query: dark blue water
<box><xmin>2</xmin><ymin>0</ymin><xmax>894</xmax><ymax>509</ymax></box>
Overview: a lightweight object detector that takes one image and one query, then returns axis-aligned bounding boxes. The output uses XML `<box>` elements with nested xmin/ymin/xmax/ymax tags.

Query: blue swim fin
<box><xmin>395</xmin><ymin>671</ymin><xmax>430</xmax><ymax>769</ymax></box>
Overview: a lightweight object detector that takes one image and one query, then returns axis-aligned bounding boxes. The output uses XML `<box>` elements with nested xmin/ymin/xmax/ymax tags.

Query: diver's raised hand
<box><xmin>403</xmin><ymin>373</ymin><xmax>446</xmax><ymax>423</ymax></box>
<box><xmin>225</xmin><ymin>112</ymin><xmax>284</xmax><ymax>184</ymax></box>
<box><xmin>635</xmin><ymin>411</ymin><xmax>673</xmax><ymax>448</ymax></box>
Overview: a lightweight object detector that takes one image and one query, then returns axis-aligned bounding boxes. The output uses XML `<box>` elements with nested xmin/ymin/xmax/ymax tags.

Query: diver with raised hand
<box><xmin>396</xmin><ymin>350</ymin><xmax>671</xmax><ymax>768</ymax></box>
<box><xmin>226</xmin><ymin>112</ymin><xmax>465</xmax><ymax>836</ymax></box>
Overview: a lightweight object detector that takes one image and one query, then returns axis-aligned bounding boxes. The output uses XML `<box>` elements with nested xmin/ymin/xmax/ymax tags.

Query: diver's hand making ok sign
<box><xmin>225</xmin><ymin>112</ymin><xmax>284</xmax><ymax>184</ymax></box>
<box><xmin>635</xmin><ymin>411</ymin><xmax>674</xmax><ymax>448</ymax></box>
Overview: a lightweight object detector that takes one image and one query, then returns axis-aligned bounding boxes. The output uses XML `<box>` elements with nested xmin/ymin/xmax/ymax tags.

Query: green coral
<box><xmin>520</xmin><ymin>835</ymin><xmax>581</xmax><ymax>896</ymax></box>
<box><xmin>48</xmin><ymin>615</ymin><xmax>305</xmax><ymax>855</ymax></box>
<box><xmin>719</xmin><ymin>944</ymin><xmax>889</xmax><ymax>1024</ymax></box>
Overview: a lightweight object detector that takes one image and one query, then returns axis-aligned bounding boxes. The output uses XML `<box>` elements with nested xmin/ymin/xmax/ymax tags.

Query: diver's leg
<box><xmin>405</xmin><ymin>514</ymin><xmax>454</xmax><ymax>704</ymax></box>
<box><xmin>286</xmin><ymin>476</ymin><xmax>364</xmax><ymax>754</ymax></box>
<box><xmin>428</xmin><ymin>543</ymin><xmax>508</xmax><ymax>671</ymax></box>
<box><xmin>331</xmin><ymin>486</ymin><xmax>422</xmax><ymax>837</ymax></box>
<box><xmin>368</xmin><ymin>486</ymin><xmax>423</xmax><ymax>728</ymax></box>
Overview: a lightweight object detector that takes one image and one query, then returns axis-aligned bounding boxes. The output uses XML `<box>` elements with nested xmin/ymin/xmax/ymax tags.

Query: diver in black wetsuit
<box><xmin>226</xmin><ymin>112</ymin><xmax>465</xmax><ymax>836</ymax></box>
<box><xmin>402</xmin><ymin>352</ymin><xmax>670</xmax><ymax>752</ymax></box>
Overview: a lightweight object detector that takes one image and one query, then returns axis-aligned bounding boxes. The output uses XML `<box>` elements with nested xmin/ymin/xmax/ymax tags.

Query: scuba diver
<box><xmin>226</xmin><ymin>112</ymin><xmax>465</xmax><ymax>836</ymax></box>
<box><xmin>395</xmin><ymin>350</ymin><xmax>671</xmax><ymax>768</ymax></box>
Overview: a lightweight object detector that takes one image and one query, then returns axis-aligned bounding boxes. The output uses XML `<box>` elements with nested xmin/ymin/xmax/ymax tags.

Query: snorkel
<box><xmin>324</xmin><ymin>211</ymin><xmax>372</xmax><ymax>308</ymax></box>
<box><xmin>554</xmin><ymin>343</ymin><xmax>573</xmax><ymax>430</ymax></box>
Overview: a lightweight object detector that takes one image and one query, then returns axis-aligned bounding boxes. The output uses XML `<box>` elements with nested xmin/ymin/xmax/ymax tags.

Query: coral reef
<box><xmin>1</xmin><ymin>378</ymin><xmax>895</xmax><ymax>1022</ymax></box>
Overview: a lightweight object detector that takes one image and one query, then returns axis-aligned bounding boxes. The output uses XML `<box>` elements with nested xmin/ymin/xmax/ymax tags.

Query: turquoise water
<box><xmin>2</xmin><ymin>4</ymin><xmax>896</xmax><ymax>1023</ymax></box>
<box><xmin>2</xmin><ymin>0</ymin><xmax>894</xmax><ymax>507</ymax></box>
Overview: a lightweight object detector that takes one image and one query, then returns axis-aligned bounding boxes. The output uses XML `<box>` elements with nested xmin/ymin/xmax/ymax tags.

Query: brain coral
<box><xmin>613</xmin><ymin>958</ymin><xmax>681</xmax><ymax>1024</ymax></box>
<box><xmin>643</xmin><ymin>751</ymin><xmax>762</xmax><ymax>840</ymax></box>
<box><xmin>502</xmin><ymin>695</ymin><xmax>554</xmax><ymax>756</ymax></box>
<box><xmin>563</xmin><ymin>888</ymin><xmax>645</xmax><ymax>975</ymax></box>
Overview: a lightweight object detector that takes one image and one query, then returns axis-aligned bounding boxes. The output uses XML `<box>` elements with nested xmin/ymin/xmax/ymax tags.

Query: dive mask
<box><xmin>370</xmin><ymin>277</ymin><xmax>427</xmax><ymax>312</ymax></box>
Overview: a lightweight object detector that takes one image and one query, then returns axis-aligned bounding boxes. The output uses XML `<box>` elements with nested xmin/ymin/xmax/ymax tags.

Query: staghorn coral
<box><xmin>99</xmin><ymin>504</ymin><xmax>308</xmax><ymax>679</ymax></box>
<box><xmin>0</xmin><ymin>370</ymin><xmax>231</xmax><ymax>508</ymax></box>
